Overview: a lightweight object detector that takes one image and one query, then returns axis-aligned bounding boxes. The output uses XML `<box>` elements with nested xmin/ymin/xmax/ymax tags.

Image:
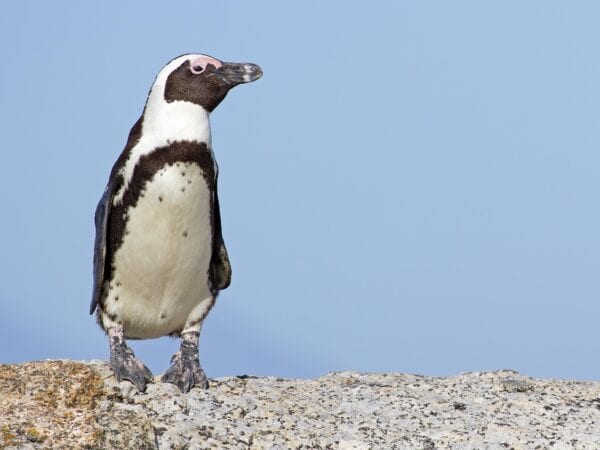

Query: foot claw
<box><xmin>110</xmin><ymin>348</ymin><xmax>153</xmax><ymax>392</ymax></box>
<box><xmin>162</xmin><ymin>353</ymin><xmax>208</xmax><ymax>393</ymax></box>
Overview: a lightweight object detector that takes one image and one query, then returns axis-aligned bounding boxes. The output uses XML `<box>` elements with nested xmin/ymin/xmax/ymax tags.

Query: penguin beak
<box><xmin>217</xmin><ymin>62</ymin><xmax>263</xmax><ymax>86</ymax></box>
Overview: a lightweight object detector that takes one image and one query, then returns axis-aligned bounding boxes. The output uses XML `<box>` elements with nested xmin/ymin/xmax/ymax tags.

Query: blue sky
<box><xmin>1</xmin><ymin>1</ymin><xmax>599</xmax><ymax>381</ymax></box>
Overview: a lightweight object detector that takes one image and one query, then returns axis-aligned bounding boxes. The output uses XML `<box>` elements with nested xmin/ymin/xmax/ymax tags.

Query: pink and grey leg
<box><xmin>162</xmin><ymin>328</ymin><xmax>207</xmax><ymax>392</ymax></box>
<box><xmin>108</xmin><ymin>326</ymin><xmax>153</xmax><ymax>392</ymax></box>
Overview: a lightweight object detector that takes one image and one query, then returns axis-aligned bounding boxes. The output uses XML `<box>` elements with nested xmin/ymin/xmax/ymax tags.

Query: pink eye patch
<box><xmin>190</xmin><ymin>55</ymin><xmax>222</xmax><ymax>73</ymax></box>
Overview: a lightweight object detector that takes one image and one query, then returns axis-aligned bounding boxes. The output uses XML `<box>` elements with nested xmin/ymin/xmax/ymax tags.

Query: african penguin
<box><xmin>90</xmin><ymin>54</ymin><xmax>262</xmax><ymax>392</ymax></box>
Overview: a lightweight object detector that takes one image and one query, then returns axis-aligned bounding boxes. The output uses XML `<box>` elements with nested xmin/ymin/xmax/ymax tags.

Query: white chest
<box><xmin>106</xmin><ymin>162</ymin><xmax>214</xmax><ymax>338</ymax></box>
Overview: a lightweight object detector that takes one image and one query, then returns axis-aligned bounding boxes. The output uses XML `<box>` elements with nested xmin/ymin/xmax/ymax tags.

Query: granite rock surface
<box><xmin>1</xmin><ymin>360</ymin><xmax>599</xmax><ymax>449</ymax></box>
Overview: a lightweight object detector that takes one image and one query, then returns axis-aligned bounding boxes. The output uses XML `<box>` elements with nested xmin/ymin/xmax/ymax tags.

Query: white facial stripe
<box><xmin>150</xmin><ymin>54</ymin><xmax>200</xmax><ymax>88</ymax></box>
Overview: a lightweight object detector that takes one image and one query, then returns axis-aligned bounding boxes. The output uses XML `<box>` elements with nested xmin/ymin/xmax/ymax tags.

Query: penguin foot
<box><xmin>162</xmin><ymin>350</ymin><xmax>208</xmax><ymax>392</ymax></box>
<box><xmin>161</xmin><ymin>330</ymin><xmax>207</xmax><ymax>392</ymax></box>
<box><xmin>110</xmin><ymin>346</ymin><xmax>154</xmax><ymax>392</ymax></box>
<box><xmin>108</xmin><ymin>328</ymin><xmax>153</xmax><ymax>392</ymax></box>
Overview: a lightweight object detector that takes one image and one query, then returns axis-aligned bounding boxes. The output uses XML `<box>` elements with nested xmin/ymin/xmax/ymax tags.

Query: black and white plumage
<box><xmin>90</xmin><ymin>54</ymin><xmax>262</xmax><ymax>392</ymax></box>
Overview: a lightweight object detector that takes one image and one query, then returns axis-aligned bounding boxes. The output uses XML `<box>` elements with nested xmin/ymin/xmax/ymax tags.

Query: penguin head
<box><xmin>150</xmin><ymin>54</ymin><xmax>262</xmax><ymax>113</ymax></box>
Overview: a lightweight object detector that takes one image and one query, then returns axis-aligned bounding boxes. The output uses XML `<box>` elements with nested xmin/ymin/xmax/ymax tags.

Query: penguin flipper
<box><xmin>209</xmin><ymin>179</ymin><xmax>232</xmax><ymax>291</ymax></box>
<box><xmin>90</xmin><ymin>182</ymin><xmax>114</xmax><ymax>314</ymax></box>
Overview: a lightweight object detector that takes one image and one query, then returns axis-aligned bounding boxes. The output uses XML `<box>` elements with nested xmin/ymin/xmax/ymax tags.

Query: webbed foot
<box><xmin>161</xmin><ymin>331</ymin><xmax>208</xmax><ymax>392</ymax></box>
<box><xmin>108</xmin><ymin>328</ymin><xmax>153</xmax><ymax>392</ymax></box>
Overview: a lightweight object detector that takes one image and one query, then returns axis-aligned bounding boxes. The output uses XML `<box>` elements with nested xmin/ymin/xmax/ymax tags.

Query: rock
<box><xmin>0</xmin><ymin>360</ymin><xmax>599</xmax><ymax>449</ymax></box>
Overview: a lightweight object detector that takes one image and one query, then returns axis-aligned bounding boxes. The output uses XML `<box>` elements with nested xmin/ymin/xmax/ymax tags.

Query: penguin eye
<box><xmin>191</xmin><ymin>65</ymin><xmax>204</xmax><ymax>74</ymax></box>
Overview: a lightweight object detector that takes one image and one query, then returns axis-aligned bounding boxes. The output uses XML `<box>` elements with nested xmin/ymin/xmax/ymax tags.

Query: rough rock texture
<box><xmin>0</xmin><ymin>360</ymin><xmax>599</xmax><ymax>449</ymax></box>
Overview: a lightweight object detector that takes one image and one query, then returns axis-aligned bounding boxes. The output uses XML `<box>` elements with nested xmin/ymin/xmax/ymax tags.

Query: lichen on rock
<box><xmin>0</xmin><ymin>360</ymin><xmax>104</xmax><ymax>448</ymax></box>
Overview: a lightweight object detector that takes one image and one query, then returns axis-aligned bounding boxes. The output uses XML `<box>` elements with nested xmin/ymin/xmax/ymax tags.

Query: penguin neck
<box><xmin>111</xmin><ymin>84</ymin><xmax>214</xmax><ymax>206</ymax></box>
<box><xmin>143</xmin><ymin>87</ymin><xmax>212</xmax><ymax>146</ymax></box>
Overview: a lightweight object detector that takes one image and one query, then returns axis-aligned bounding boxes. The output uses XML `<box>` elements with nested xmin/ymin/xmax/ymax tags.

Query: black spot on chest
<box><xmin>107</xmin><ymin>141</ymin><xmax>216</xmax><ymax>277</ymax></box>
